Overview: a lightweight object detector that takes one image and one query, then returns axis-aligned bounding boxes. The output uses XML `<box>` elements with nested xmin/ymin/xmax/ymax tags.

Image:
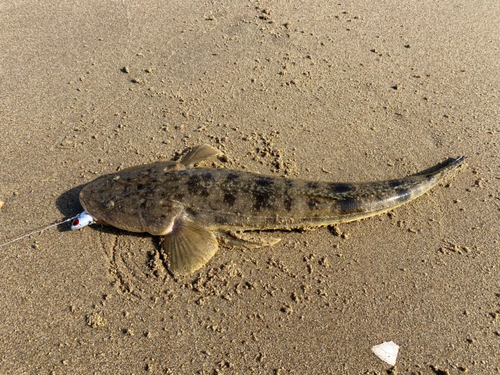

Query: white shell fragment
<box><xmin>371</xmin><ymin>341</ymin><xmax>399</xmax><ymax>366</ymax></box>
<box><xmin>71</xmin><ymin>211</ymin><xmax>95</xmax><ymax>230</ymax></box>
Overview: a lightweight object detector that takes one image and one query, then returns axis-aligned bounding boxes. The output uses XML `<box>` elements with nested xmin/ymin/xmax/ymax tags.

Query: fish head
<box><xmin>78</xmin><ymin>161</ymin><xmax>185</xmax><ymax>234</ymax></box>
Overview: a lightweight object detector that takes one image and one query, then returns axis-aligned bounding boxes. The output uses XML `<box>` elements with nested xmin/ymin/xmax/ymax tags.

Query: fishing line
<box><xmin>0</xmin><ymin>215</ymin><xmax>79</xmax><ymax>249</ymax></box>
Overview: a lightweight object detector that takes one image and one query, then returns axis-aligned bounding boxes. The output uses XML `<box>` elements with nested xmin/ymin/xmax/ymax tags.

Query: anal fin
<box><xmin>216</xmin><ymin>231</ymin><xmax>281</xmax><ymax>249</ymax></box>
<box><xmin>161</xmin><ymin>219</ymin><xmax>219</xmax><ymax>275</ymax></box>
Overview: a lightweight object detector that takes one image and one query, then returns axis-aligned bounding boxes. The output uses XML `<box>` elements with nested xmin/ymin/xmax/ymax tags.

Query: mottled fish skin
<box><xmin>78</xmin><ymin>146</ymin><xmax>464</xmax><ymax>275</ymax></box>
<box><xmin>80</xmin><ymin>156</ymin><xmax>465</xmax><ymax>234</ymax></box>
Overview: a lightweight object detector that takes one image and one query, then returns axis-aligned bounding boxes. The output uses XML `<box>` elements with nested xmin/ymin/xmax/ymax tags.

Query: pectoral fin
<box><xmin>161</xmin><ymin>219</ymin><xmax>219</xmax><ymax>275</ymax></box>
<box><xmin>180</xmin><ymin>144</ymin><xmax>221</xmax><ymax>167</ymax></box>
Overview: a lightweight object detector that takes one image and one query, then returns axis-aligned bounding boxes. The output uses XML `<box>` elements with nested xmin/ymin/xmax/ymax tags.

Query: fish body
<box><xmin>76</xmin><ymin>145</ymin><xmax>464</xmax><ymax>275</ymax></box>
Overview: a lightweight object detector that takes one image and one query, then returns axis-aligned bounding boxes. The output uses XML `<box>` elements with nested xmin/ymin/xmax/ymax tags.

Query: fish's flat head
<box><xmin>79</xmin><ymin>161</ymin><xmax>185</xmax><ymax>234</ymax></box>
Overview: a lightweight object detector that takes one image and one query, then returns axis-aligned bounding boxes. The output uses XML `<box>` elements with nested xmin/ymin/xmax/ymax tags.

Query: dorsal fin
<box><xmin>179</xmin><ymin>144</ymin><xmax>221</xmax><ymax>167</ymax></box>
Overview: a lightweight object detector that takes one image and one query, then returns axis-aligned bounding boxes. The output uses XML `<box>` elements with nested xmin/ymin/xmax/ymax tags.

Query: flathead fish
<box><xmin>72</xmin><ymin>145</ymin><xmax>465</xmax><ymax>275</ymax></box>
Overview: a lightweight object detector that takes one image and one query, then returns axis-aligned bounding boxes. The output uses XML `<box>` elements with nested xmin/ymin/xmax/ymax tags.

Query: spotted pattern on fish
<box><xmin>223</xmin><ymin>191</ymin><xmax>237</xmax><ymax>206</ymax></box>
<box><xmin>186</xmin><ymin>207</ymin><xmax>199</xmax><ymax>217</ymax></box>
<box><xmin>283</xmin><ymin>194</ymin><xmax>293</xmax><ymax>212</ymax></box>
<box><xmin>81</xmin><ymin>161</ymin><xmax>454</xmax><ymax>232</ymax></box>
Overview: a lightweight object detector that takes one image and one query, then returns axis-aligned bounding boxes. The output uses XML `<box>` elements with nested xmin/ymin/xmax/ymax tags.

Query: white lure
<box><xmin>71</xmin><ymin>211</ymin><xmax>95</xmax><ymax>230</ymax></box>
<box><xmin>371</xmin><ymin>341</ymin><xmax>399</xmax><ymax>366</ymax></box>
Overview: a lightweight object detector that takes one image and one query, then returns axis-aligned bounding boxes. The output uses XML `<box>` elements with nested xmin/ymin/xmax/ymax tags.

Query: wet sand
<box><xmin>1</xmin><ymin>1</ymin><xmax>499</xmax><ymax>374</ymax></box>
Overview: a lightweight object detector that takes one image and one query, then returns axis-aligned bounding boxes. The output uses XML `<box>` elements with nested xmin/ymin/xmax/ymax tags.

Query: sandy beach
<box><xmin>1</xmin><ymin>1</ymin><xmax>499</xmax><ymax>373</ymax></box>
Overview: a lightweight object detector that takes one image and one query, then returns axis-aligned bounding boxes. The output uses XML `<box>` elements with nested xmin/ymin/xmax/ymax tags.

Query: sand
<box><xmin>1</xmin><ymin>1</ymin><xmax>499</xmax><ymax>374</ymax></box>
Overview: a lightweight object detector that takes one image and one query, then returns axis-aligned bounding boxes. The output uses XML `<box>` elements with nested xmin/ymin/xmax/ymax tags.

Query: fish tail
<box><xmin>413</xmin><ymin>156</ymin><xmax>465</xmax><ymax>179</ymax></box>
<box><xmin>325</xmin><ymin>156</ymin><xmax>466</xmax><ymax>224</ymax></box>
